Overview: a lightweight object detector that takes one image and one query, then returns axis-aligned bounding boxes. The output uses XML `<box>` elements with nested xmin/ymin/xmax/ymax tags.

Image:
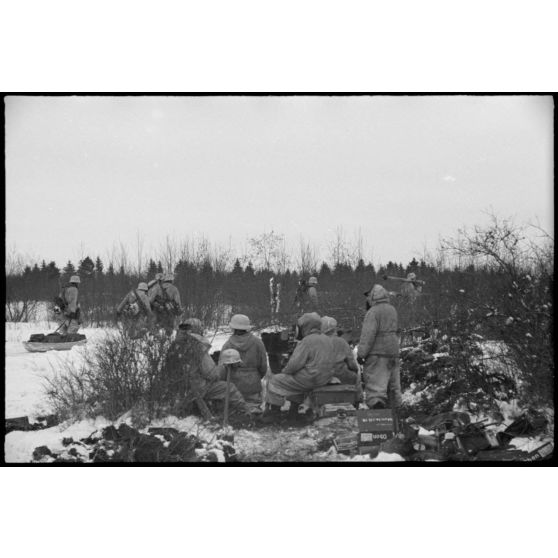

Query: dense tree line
<box><xmin>5</xmin><ymin>253</ymin><xmax>536</xmax><ymax>333</ymax></box>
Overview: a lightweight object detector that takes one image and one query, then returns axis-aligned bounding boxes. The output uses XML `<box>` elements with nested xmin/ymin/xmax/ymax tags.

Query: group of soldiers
<box><xmin>160</xmin><ymin>280</ymin><xmax>402</xmax><ymax>426</ymax></box>
<box><xmin>54</xmin><ymin>273</ymin><xmax>403</xmax><ymax>427</ymax></box>
<box><xmin>115</xmin><ymin>272</ymin><xmax>182</xmax><ymax>336</ymax></box>
<box><xmin>54</xmin><ymin>272</ymin><xmax>183</xmax><ymax>337</ymax></box>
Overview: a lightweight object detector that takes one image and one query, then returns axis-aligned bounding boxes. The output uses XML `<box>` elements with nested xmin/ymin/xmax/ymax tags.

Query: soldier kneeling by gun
<box><xmin>164</xmin><ymin>318</ymin><xmax>252</xmax><ymax>425</ymax></box>
<box><xmin>261</xmin><ymin>312</ymin><xmax>335</xmax><ymax>425</ymax></box>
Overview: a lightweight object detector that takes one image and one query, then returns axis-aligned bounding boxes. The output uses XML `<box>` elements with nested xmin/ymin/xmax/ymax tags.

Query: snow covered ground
<box><xmin>4</xmin><ymin>321</ymin><xmax>552</xmax><ymax>463</ymax></box>
<box><xmin>5</xmin><ymin>321</ymin><xmax>231</xmax><ymax>420</ymax></box>
<box><xmin>5</xmin><ymin>321</ymin><xmax>110</xmax><ymax>419</ymax></box>
<box><xmin>4</xmin><ymin>321</ymin><xmax>249</xmax><ymax>462</ymax></box>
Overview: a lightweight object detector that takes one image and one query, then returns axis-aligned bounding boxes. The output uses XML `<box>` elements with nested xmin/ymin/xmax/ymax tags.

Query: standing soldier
<box><xmin>147</xmin><ymin>272</ymin><xmax>163</xmax><ymax>298</ymax></box>
<box><xmin>54</xmin><ymin>275</ymin><xmax>82</xmax><ymax>336</ymax></box>
<box><xmin>294</xmin><ymin>276</ymin><xmax>320</xmax><ymax>314</ymax></box>
<box><xmin>115</xmin><ymin>281</ymin><xmax>154</xmax><ymax>338</ymax></box>
<box><xmin>148</xmin><ymin>272</ymin><xmax>182</xmax><ymax>334</ymax></box>
<box><xmin>400</xmin><ymin>272</ymin><xmax>422</xmax><ymax>303</ymax></box>
<box><xmin>357</xmin><ymin>284</ymin><xmax>402</xmax><ymax>410</ymax></box>
<box><xmin>219</xmin><ymin>314</ymin><xmax>269</xmax><ymax>412</ymax></box>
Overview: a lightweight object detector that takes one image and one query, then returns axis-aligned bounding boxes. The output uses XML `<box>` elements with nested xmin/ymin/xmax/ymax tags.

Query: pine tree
<box><xmin>354</xmin><ymin>259</ymin><xmax>366</xmax><ymax>274</ymax></box>
<box><xmin>245</xmin><ymin>261</ymin><xmax>255</xmax><ymax>277</ymax></box>
<box><xmin>319</xmin><ymin>261</ymin><xmax>332</xmax><ymax>276</ymax></box>
<box><xmin>46</xmin><ymin>261</ymin><xmax>60</xmax><ymax>279</ymax></box>
<box><xmin>95</xmin><ymin>256</ymin><xmax>104</xmax><ymax>275</ymax></box>
<box><xmin>232</xmin><ymin>259</ymin><xmax>243</xmax><ymax>275</ymax></box>
<box><xmin>107</xmin><ymin>263</ymin><xmax>115</xmax><ymax>276</ymax></box>
<box><xmin>79</xmin><ymin>256</ymin><xmax>95</xmax><ymax>277</ymax></box>
<box><xmin>364</xmin><ymin>262</ymin><xmax>376</xmax><ymax>275</ymax></box>
<box><xmin>63</xmin><ymin>261</ymin><xmax>76</xmax><ymax>277</ymax></box>
<box><xmin>407</xmin><ymin>258</ymin><xmax>419</xmax><ymax>274</ymax></box>
<box><xmin>156</xmin><ymin>261</ymin><xmax>163</xmax><ymax>274</ymax></box>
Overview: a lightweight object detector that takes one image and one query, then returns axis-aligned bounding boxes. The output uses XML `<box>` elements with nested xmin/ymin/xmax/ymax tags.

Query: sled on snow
<box><xmin>23</xmin><ymin>332</ymin><xmax>87</xmax><ymax>353</ymax></box>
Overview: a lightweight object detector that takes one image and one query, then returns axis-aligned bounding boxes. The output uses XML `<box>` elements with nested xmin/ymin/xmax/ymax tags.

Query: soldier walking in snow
<box><xmin>147</xmin><ymin>272</ymin><xmax>163</xmax><ymax>298</ymax></box>
<box><xmin>219</xmin><ymin>314</ymin><xmax>269</xmax><ymax>412</ymax></box>
<box><xmin>148</xmin><ymin>272</ymin><xmax>182</xmax><ymax>334</ymax></box>
<box><xmin>115</xmin><ymin>281</ymin><xmax>154</xmax><ymax>338</ymax></box>
<box><xmin>54</xmin><ymin>275</ymin><xmax>82</xmax><ymax>336</ymax></box>
<box><xmin>357</xmin><ymin>284</ymin><xmax>402</xmax><ymax>410</ymax></box>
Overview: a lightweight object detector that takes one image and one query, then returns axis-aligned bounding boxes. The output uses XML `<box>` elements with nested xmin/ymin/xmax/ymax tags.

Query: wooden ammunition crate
<box><xmin>310</xmin><ymin>384</ymin><xmax>358</xmax><ymax>406</ymax></box>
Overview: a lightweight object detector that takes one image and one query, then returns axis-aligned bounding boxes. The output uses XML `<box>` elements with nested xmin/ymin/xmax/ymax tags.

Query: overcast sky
<box><xmin>5</xmin><ymin>95</ymin><xmax>554</xmax><ymax>269</ymax></box>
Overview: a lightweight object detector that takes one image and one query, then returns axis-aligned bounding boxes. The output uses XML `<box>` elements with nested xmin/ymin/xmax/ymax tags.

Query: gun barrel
<box><xmin>384</xmin><ymin>275</ymin><xmax>426</xmax><ymax>285</ymax></box>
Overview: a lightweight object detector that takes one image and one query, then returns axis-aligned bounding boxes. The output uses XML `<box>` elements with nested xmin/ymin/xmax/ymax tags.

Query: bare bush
<box><xmin>441</xmin><ymin>215</ymin><xmax>554</xmax><ymax>406</ymax></box>
<box><xmin>5</xmin><ymin>299</ymin><xmax>40</xmax><ymax>322</ymax></box>
<box><xmin>43</xmin><ymin>329</ymin><xmax>177</xmax><ymax>422</ymax></box>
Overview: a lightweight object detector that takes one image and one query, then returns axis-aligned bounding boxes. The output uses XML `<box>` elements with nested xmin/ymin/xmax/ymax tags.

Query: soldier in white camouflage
<box><xmin>148</xmin><ymin>272</ymin><xmax>182</xmax><ymax>334</ymax></box>
<box><xmin>116</xmin><ymin>282</ymin><xmax>154</xmax><ymax>337</ymax></box>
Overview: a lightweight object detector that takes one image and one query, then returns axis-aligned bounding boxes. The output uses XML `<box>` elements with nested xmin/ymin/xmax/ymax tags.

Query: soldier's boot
<box><xmin>287</xmin><ymin>401</ymin><xmax>314</xmax><ymax>426</ymax></box>
<box><xmin>288</xmin><ymin>401</ymin><xmax>300</xmax><ymax>420</ymax></box>
<box><xmin>258</xmin><ymin>404</ymin><xmax>282</xmax><ymax>425</ymax></box>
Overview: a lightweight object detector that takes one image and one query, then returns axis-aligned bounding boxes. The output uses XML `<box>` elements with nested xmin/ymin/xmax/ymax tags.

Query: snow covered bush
<box><xmin>441</xmin><ymin>215</ymin><xmax>554</xmax><ymax>408</ymax></box>
<box><xmin>400</xmin><ymin>332</ymin><xmax>518</xmax><ymax>417</ymax></box>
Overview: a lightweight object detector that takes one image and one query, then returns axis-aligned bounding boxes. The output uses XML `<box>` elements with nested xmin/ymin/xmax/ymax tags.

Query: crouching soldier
<box><xmin>321</xmin><ymin>316</ymin><xmax>360</xmax><ymax>379</ymax></box>
<box><xmin>149</xmin><ymin>272</ymin><xmax>182</xmax><ymax>334</ymax></box>
<box><xmin>357</xmin><ymin>285</ymin><xmax>402</xmax><ymax>410</ymax></box>
<box><xmin>261</xmin><ymin>312</ymin><xmax>334</xmax><ymax>424</ymax></box>
<box><xmin>164</xmin><ymin>318</ymin><xmax>252</xmax><ymax>424</ymax></box>
<box><xmin>115</xmin><ymin>282</ymin><xmax>154</xmax><ymax>338</ymax></box>
<box><xmin>54</xmin><ymin>275</ymin><xmax>82</xmax><ymax>336</ymax></box>
<box><xmin>219</xmin><ymin>314</ymin><xmax>269</xmax><ymax>412</ymax></box>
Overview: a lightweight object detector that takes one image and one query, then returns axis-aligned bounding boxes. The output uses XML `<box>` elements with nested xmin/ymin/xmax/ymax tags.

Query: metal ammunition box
<box><xmin>356</xmin><ymin>409</ymin><xmax>395</xmax><ymax>450</ymax></box>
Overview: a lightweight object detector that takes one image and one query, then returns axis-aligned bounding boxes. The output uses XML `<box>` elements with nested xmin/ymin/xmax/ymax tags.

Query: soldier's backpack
<box><xmin>153</xmin><ymin>284</ymin><xmax>181</xmax><ymax>316</ymax></box>
<box><xmin>124</xmin><ymin>290</ymin><xmax>149</xmax><ymax>317</ymax></box>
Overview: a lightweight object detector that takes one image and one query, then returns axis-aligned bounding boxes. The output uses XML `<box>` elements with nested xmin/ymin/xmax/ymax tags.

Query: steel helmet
<box><xmin>70</xmin><ymin>275</ymin><xmax>81</xmax><ymax>284</ymax></box>
<box><xmin>229</xmin><ymin>314</ymin><xmax>251</xmax><ymax>331</ymax></box>
<box><xmin>163</xmin><ymin>272</ymin><xmax>174</xmax><ymax>282</ymax></box>
<box><xmin>308</xmin><ymin>276</ymin><xmax>318</xmax><ymax>285</ymax></box>
<box><xmin>320</xmin><ymin>316</ymin><xmax>338</xmax><ymax>335</ymax></box>
<box><xmin>155</xmin><ymin>272</ymin><xmax>163</xmax><ymax>281</ymax></box>
<box><xmin>407</xmin><ymin>272</ymin><xmax>417</xmax><ymax>281</ymax></box>
<box><xmin>179</xmin><ymin>317</ymin><xmax>204</xmax><ymax>334</ymax></box>
<box><xmin>221</xmin><ymin>348</ymin><xmax>243</xmax><ymax>365</ymax></box>
<box><xmin>138</xmin><ymin>282</ymin><xmax>148</xmax><ymax>292</ymax></box>
<box><xmin>365</xmin><ymin>284</ymin><xmax>390</xmax><ymax>301</ymax></box>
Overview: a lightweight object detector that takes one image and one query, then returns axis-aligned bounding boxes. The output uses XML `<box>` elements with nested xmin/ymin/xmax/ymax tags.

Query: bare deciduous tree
<box><xmin>297</xmin><ymin>237</ymin><xmax>319</xmax><ymax>275</ymax></box>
